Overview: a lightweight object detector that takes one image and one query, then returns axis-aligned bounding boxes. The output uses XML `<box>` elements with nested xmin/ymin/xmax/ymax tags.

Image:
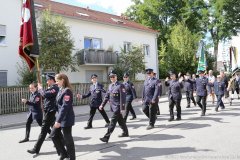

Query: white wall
<box><xmin>0</xmin><ymin>1</ymin><xmax>22</xmax><ymax>85</ymax></box>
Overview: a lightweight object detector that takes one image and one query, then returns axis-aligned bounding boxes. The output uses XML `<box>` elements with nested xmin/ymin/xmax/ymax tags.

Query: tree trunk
<box><xmin>213</xmin><ymin>41</ymin><xmax>218</xmax><ymax>71</ymax></box>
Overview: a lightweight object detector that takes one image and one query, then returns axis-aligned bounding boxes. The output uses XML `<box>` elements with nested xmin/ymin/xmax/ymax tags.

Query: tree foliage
<box><xmin>113</xmin><ymin>45</ymin><xmax>145</xmax><ymax>80</ymax></box>
<box><xmin>38</xmin><ymin>10</ymin><xmax>75</xmax><ymax>73</ymax></box>
<box><xmin>16</xmin><ymin>60</ymin><xmax>36</xmax><ymax>85</ymax></box>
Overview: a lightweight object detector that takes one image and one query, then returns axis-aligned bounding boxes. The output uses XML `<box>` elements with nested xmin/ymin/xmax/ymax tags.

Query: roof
<box><xmin>34</xmin><ymin>0</ymin><xmax>158</xmax><ymax>34</ymax></box>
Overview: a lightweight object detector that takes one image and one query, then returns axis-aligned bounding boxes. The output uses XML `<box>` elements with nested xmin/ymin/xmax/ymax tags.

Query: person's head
<box><xmin>123</xmin><ymin>73</ymin><xmax>129</xmax><ymax>82</ymax></box>
<box><xmin>29</xmin><ymin>82</ymin><xmax>37</xmax><ymax>93</ymax></box>
<box><xmin>91</xmin><ymin>74</ymin><xmax>98</xmax><ymax>83</ymax></box>
<box><xmin>198</xmin><ymin>70</ymin><xmax>205</xmax><ymax>77</ymax></box>
<box><xmin>208</xmin><ymin>70</ymin><xmax>213</xmax><ymax>76</ymax></box>
<box><xmin>46</xmin><ymin>74</ymin><xmax>56</xmax><ymax>86</ymax></box>
<box><xmin>109</xmin><ymin>70</ymin><xmax>117</xmax><ymax>83</ymax></box>
<box><xmin>55</xmin><ymin>73</ymin><xmax>72</xmax><ymax>89</ymax></box>
<box><xmin>145</xmin><ymin>68</ymin><xmax>154</xmax><ymax>78</ymax></box>
<box><xmin>169</xmin><ymin>71</ymin><xmax>177</xmax><ymax>80</ymax></box>
<box><xmin>185</xmin><ymin>73</ymin><xmax>190</xmax><ymax>80</ymax></box>
<box><xmin>217</xmin><ymin>75</ymin><xmax>221</xmax><ymax>82</ymax></box>
<box><xmin>192</xmin><ymin>74</ymin><xmax>196</xmax><ymax>79</ymax></box>
<box><xmin>220</xmin><ymin>70</ymin><xmax>225</xmax><ymax>77</ymax></box>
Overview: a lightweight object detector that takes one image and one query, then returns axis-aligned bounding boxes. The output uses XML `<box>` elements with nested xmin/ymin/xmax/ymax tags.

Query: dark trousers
<box><xmin>216</xmin><ymin>95</ymin><xmax>225</xmax><ymax>109</ymax></box>
<box><xmin>33</xmin><ymin>111</ymin><xmax>56</xmax><ymax>152</ymax></box>
<box><xmin>103</xmin><ymin>111</ymin><xmax>128</xmax><ymax>140</ymax></box>
<box><xmin>25</xmin><ymin>115</ymin><xmax>42</xmax><ymax>139</ymax></box>
<box><xmin>142</xmin><ymin>102</ymin><xmax>157</xmax><ymax>126</ymax></box>
<box><xmin>123</xmin><ymin>101</ymin><xmax>136</xmax><ymax>121</ymax></box>
<box><xmin>51</xmin><ymin>127</ymin><xmax>75</xmax><ymax>160</ymax></box>
<box><xmin>87</xmin><ymin>107</ymin><xmax>110</xmax><ymax>127</ymax></box>
<box><xmin>186</xmin><ymin>91</ymin><xmax>196</xmax><ymax>107</ymax></box>
<box><xmin>196</xmin><ymin>95</ymin><xmax>207</xmax><ymax>114</ymax></box>
<box><xmin>169</xmin><ymin>98</ymin><xmax>181</xmax><ymax>118</ymax></box>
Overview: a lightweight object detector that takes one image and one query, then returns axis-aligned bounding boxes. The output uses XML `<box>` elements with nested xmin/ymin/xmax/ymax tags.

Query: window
<box><xmin>0</xmin><ymin>71</ymin><xmax>7</xmax><ymax>86</ymax></box>
<box><xmin>84</xmin><ymin>37</ymin><xmax>102</xmax><ymax>49</ymax></box>
<box><xmin>123</xmin><ymin>42</ymin><xmax>131</xmax><ymax>53</ymax></box>
<box><xmin>0</xmin><ymin>25</ymin><xmax>6</xmax><ymax>46</ymax></box>
<box><xmin>143</xmin><ymin>44</ymin><xmax>150</xmax><ymax>56</ymax></box>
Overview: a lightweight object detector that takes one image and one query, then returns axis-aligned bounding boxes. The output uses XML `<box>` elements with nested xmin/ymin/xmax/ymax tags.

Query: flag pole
<box><xmin>36</xmin><ymin>58</ymin><xmax>42</xmax><ymax>84</ymax></box>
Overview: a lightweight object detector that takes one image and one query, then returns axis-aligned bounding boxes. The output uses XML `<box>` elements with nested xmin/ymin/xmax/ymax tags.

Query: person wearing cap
<box><xmin>122</xmin><ymin>72</ymin><xmax>137</xmax><ymax>122</ymax></box>
<box><xmin>153</xmin><ymin>72</ymin><xmax>162</xmax><ymax>115</ymax></box>
<box><xmin>99</xmin><ymin>70</ymin><xmax>128</xmax><ymax>143</ymax></box>
<box><xmin>142</xmin><ymin>68</ymin><xmax>160</xmax><ymax>129</ymax></box>
<box><xmin>209</xmin><ymin>75</ymin><xmax>225</xmax><ymax>111</ymax></box>
<box><xmin>183</xmin><ymin>73</ymin><xmax>196</xmax><ymax>108</ymax></box>
<box><xmin>27</xmin><ymin>74</ymin><xmax>59</xmax><ymax>155</ymax></box>
<box><xmin>220</xmin><ymin>70</ymin><xmax>229</xmax><ymax>99</ymax></box>
<box><xmin>19</xmin><ymin>82</ymin><xmax>43</xmax><ymax>143</ymax></box>
<box><xmin>165</xmin><ymin>71</ymin><xmax>184</xmax><ymax>121</ymax></box>
<box><xmin>195</xmin><ymin>70</ymin><xmax>208</xmax><ymax>116</ymax></box>
<box><xmin>77</xmin><ymin>74</ymin><xmax>110</xmax><ymax>129</ymax></box>
<box><xmin>207</xmin><ymin>70</ymin><xmax>216</xmax><ymax>104</ymax></box>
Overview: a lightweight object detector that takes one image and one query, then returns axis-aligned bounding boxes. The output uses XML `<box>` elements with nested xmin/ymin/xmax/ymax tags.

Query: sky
<box><xmin>52</xmin><ymin>0</ymin><xmax>133</xmax><ymax>15</ymax></box>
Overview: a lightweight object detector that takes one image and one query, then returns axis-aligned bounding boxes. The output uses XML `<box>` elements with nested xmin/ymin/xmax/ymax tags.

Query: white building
<box><xmin>0</xmin><ymin>0</ymin><xmax>159</xmax><ymax>86</ymax></box>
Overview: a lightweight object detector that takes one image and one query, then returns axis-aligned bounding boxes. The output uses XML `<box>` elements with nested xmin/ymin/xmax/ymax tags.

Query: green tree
<box><xmin>38</xmin><ymin>10</ymin><xmax>75</xmax><ymax>73</ymax></box>
<box><xmin>113</xmin><ymin>45</ymin><xmax>145</xmax><ymax>80</ymax></box>
<box><xmin>16</xmin><ymin>60</ymin><xmax>36</xmax><ymax>85</ymax></box>
<box><xmin>159</xmin><ymin>22</ymin><xmax>200</xmax><ymax>77</ymax></box>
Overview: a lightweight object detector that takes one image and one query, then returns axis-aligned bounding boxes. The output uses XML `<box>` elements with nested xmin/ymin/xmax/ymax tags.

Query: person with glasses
<box><xmin>142</xmin><ymin>68</ymin><xmax>160</xmax><ymax>130</ymax></box>
<box><xmin>99</xmin><ymin>70</ymin><xmax>128</xmax><ymax>143</ymax></box>
<box><xmin>122</xmin><ymin>72</ymin><xmax>137</xmax><ymax>122</ymax></box>
<box><xmin>77</xmin><ymin>74</ymin><xmax>110</xmax><ymax>129</ymax></box>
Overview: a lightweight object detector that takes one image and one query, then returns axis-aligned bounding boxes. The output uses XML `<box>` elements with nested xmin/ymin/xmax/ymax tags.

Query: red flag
<box><xmin>19</xmin><ymin>0</ymin><xmax>35</xmax><ymax>71</ymax></box>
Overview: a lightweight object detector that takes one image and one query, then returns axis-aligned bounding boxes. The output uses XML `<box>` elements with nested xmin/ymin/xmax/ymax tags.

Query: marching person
<box><xmin>195</xmin><ymin>70</ymin><xmax>208</xmax><ymax>116</ymax></box>
<box><xmin>77</xmin><ymin>74</ymin><xmax>110</xmax><ymax>129</ymax></box>
<box><xmin>220</xmin><ymin>70</ymin><xmax>229</xmax><ymax>100</ymax></box>
<box><xmin>19</xmin><ymin>82</ymin><xmax>43</xmax><ymax>143</ymax></box>
<box><xmin>207</xmin><ymin>70</ymin><xmax>216</xmax><ymax>104</ymax></box>
<box><xmin>142</xmin><ymin>68</ymin><xmax>160</xmax><ymax>129</ymax></box>
<box><xmin>165</xmin><ymin>71</ymin><xmax>183</xmax><ymax>121</ymax></box>
<box><xmin>99</xmin><ymin>70</ymin><xmax>128</xmax><ymax>143</ymax></box>
<box><xmin>122</xmin><ymin>72</ymin><xmax>137</xmax><ymax>122</ymax></box>
<box><xmin>27</xmin><ymin>74</ymin><xmax>59</xmax><ymax>155</ymax></box>
<box><xmin>183</xmin><ymin>73</ymin><xmax>196</xmax><ymax>108</ymax></box>
<box><xmin>153</xmin><ymin>72</ymin><xmax>162</xmax><ymax>115</ymax></box>
<box><xmin>209</xmin><ymin>75</ymin><xmax>225</xmax><ymax>111</ymax></box>
<box><xmin>51</xmin><ymin>73</ymin><xmax>76</xmax><ymax>160</ymax></box>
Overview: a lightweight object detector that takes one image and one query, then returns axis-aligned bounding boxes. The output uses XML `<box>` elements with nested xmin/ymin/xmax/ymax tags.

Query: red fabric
<box><xmin>19</xmin><ymin>0</ymin><xmax>35</xmax><ymax>71</ymax></box>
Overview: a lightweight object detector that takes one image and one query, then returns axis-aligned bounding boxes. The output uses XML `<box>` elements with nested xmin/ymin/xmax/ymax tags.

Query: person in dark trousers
<box><xmin>183</xmin><ymin>73</ymin><xmax>196</xmax><ymax>108</ymax></box>
<box><xmin>142</xmin><ymin>68</ymin><xmax>160</xmax><ymax>130</ymax></box>
<box><xmin>209</xmin><ymin>75</ymin><xmax>225</xmax><ymax>111</ymax></box>
<box><xmin>122</xmin><ymin>73</ymin><xmax>137</xmax><ymax>122</ymax></box>
<box><xmin>51</xmin><ymin>73</ymin><xmax>76</xmax><ymax>160</ymax></box>
<box><xmin>195</xmin><ymin>70</ymin><xmax>208</xmax><ymax>116</ymax></box>
<box><xmin>153</xmin><ymin>72</ymin><xmax>162</xmax><ymax>115</ymax></box>
<box><xmin>27</xmin><ymin>74</ymin><xmax>59</xmax><ymax>155</ymax></box>
<box><xmin>19</xmin><ymin>82</ymin><xmax>43</xmax><ymax>143</ymax></box>
<box><xmin>165</xmin><ymin>71</ymin><xmax>183</xmax><ymax>121</ymax></box>
<box><xmin>77</xmin><ymin>74</ymin><xmax>110</xmax><ymax>129</ymax></box>
<box><xmin>99</xmin><ymin>70</ymin><xmax>128</xmax><ymax>143</ymax></box>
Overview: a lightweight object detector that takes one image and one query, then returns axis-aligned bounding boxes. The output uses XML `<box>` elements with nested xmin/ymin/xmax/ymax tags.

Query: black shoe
<box><xmin>27</xmin><ymin>149</ymin><xmax>39</xmax><ymax>154</ymax></box>
<box><xmin>221</xmin><ymin>107</ymin><xmax>225</xmax><ymax>109</ymax></box>
<box><xmin>129</xmin><ymin>117</ymin><xmax>136</xmax><ymax>120</ymax></box>
<box><xmin>59</xmin><ymin>154</ymin><xmax>69</xmax><ymax>160</ymax></box>
<box><xmin>157</xmin><ymin>112</ymin><xmax>160</xmax><ymax>115</ymax></box>
<box><xmin>146</xmin><ymin>125</ymin><xmax>154</xmax><ymax>130</ymax></box>
<box><xmin>215</xmin><ymin>107</ymin><xmax>218</xmax><ymax>112</ymax></box>
<box><xmin>201</xmin><ymin>112</ymin><xmax>205</xmax><ymax>116</ymax></box>
<box><xmin>186</xmin><ymin>106</ymin><xmax>190</xmax><ymax>108</ymax></box>
<box><xmin>168</xmin><ymin>117</ymin><xmax>174</xmax><ymax>122</ymax></box>
<box><xmin>105</xmin><ymin>123</ymin><xmax>110</xmax><ymax>127</ymax></box>
<box><xmin>118</xmin><ymin>133</ymin><xmax>129</xmax><ymax>137</ymax></box>
<box><xmin>99</xmin><ymin>137</ymin><xmax>109</xmax><ymax>143</ymax></box>
<box><xmin>19</xmin><ymin>138</ymin><xmax>29</xmax><ymax>143</ymax></box>
<box><xmin>176</xmin><ymin>117</ymin><xmax>181</xmax><ymax>121</ymax></box>
<box><xmin>84</xmin><ymin>126</ymin><xmax>92</xmax><ymax>129</ymax></box>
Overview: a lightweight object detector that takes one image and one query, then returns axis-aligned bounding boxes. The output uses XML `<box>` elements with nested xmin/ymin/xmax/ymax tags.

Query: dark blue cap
<box><xmin>123</xmin><ymin>72</ymin><xmax>129</xmax><ymax>77</ymax></box>
<box><xmin>109</xmin><ymin>70</ymin><xmax>117</xmax><ymax>76</ymax></box>
<box><xmin>198</xmin><ymin>70</ymin><xmax>205</xmax><ymax>74</ymax></box>
<box><xmin>145</xmin><ymin>68</ymin><xmax>153</xmax><ymax>74</ymax></box>
<box><xmin>91</xmin><ymin>74</ymin><xmax>98</xmax><ymax>78</ymax></box>
<box><xmin>46</xmin><ymin>74</ymin><xmax>55</xmax><ymax>81</ymax></box>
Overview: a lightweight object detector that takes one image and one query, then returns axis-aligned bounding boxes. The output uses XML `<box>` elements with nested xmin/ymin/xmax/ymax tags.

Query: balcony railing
<box><xmin>76</xmin><ymin>49</ymin><xmax>118</xmax><ymax>65</ymax></box>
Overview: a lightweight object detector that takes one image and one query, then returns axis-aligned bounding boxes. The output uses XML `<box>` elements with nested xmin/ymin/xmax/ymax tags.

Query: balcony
<box><xmin>76</xmin><ymin>49</ymin><xmax>118</xmax><ymax>66</ymax></box>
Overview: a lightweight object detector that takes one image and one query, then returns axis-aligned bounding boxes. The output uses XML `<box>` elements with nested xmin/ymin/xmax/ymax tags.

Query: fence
<box><xmin>0</xmin><ymin>80</ymin><xmax>169</xmax><ymax>115</ymax></box>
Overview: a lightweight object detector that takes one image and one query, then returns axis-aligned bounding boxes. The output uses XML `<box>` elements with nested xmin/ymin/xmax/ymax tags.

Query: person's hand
<box><xmin>38</xmin><ymin>83</ymin><xmax>43</xmax><ymax>90</ymax></box>
<box><xmin>151</xmin><ymin>100</ymin><xmax>155</xmax><ymax>104</ymax></box>
<box><xmin>54</xmin><ymin>122</ymin><xmax>61</xmax><ymax>128</ymax></box>
<box><xmin>179</xmin><ymin>77</ymin><xmax>183</xmax><ymax>82</ymax></box>
<box><xmin>76</xmin><ymin>93</ymin><xmax>81</xmax><ymax>99</ymax></box>
<box><xmin>165</xmin><ymin>77</ymin><xmax>169</xmax><ymax>81</ymax></box>
<box><xmin>99</xmin><ymin>105</ymin><xmax>103</xmax><ymax>110</ymax></box>
<box><xmin>22</xmin><ymin>99</ymin><xmax>27</xmax><ymax>103</ymax></box>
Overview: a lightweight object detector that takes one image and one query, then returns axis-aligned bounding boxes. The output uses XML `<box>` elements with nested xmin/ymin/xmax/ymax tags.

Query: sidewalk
<box><xmin>0</xmin><ymin>95</ymin><xmax>171</xmax><ymax>129</ymax></box>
